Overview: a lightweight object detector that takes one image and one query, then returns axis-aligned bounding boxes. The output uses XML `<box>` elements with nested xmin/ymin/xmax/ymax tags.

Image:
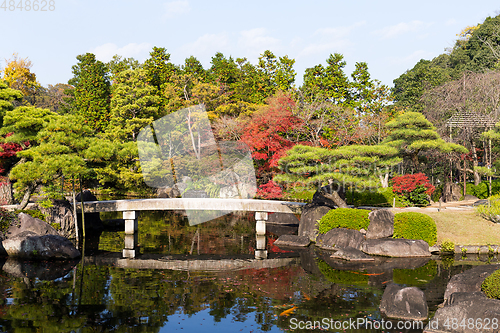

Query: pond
<box><xmin>0</xmin><ymin>210</ymin><xmax>497</xmax><ymax>332</ymax></box>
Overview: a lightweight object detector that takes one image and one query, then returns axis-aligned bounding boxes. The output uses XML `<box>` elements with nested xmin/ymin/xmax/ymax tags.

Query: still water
<box><xmin>0</xmin><ymin>210</ymin><xmax>496</xmax><ymax>332</ymax></box>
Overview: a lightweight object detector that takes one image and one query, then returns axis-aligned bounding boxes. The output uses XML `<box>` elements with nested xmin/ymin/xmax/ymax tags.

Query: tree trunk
<box><xmin>16</xmin><ymin>182</ymin><xmax>39</xmax><ymax>210</ymax></box>
<box><xmin>319</xmin><ymin>188</ymin><xmax>349</xmax><ymax>208</ymax></box>
<box><xmin>0</xmin><ymin>180</ymin><xmax>13</xmax><ymax>205</ymax></box>
<box><xmin>471</xmin><ymin>141</ymin><xmax>481</xmax><ymax>186</ymax></box>
<box><xmin>379</xmin><ymin>173</ymin><xmax>389</xmax><ymax>188</ymax></box>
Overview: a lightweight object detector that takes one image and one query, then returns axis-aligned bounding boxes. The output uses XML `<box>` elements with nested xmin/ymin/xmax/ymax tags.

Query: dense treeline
<box><xmin>1</xmin><ymin>13</ymin><xmax>500</xmax><ymax>206</ymax></box>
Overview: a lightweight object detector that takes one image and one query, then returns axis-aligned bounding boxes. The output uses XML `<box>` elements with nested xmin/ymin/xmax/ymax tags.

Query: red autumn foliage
<box><xmin>240</xmin><ymin>92</ymin><xmax>304</xmax><ymax>176</ymax></box>
<box><xmin>0</xmin><ymin>133</ymin><xmax>23</xmax><ymax>175</ymax></box>
<box><xmin>256</xmin><ymin>180</ymin><xmax>283</xmax><ymax>199</ymax></box>
<box><xmin>392</xmin><ymin>173</ymin><xmax>435</xmax><ymax>196</ymax></box>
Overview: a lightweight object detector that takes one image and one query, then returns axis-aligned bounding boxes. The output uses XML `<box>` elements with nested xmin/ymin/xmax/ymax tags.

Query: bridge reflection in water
<box><xmin>77</xmin><ymin>198</ymin><xmax>305</xmax><ymax>259</ymax></box>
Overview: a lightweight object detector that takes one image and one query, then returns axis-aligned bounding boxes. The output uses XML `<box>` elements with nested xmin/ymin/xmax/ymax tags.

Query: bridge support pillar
<box><xmin>255</xmin><ymin>212</ymin><xmax>268</xmax><ymax>259</ymax></box>
<box><xmin>123</xmin><ymin>211</ymin><xmax>140</xmax><ymax>259</ymax></box>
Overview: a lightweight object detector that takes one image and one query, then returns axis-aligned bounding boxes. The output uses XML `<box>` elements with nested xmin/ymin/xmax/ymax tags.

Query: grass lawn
<box><xmin>419</xmin><ymin>210</ymin><xmax>500</xmax><ymax>246</ymax></box>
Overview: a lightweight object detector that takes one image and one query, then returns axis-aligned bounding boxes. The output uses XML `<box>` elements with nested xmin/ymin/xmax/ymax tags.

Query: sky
<box><xmin>1</xmin><ymin>0</ymin><xmax>500</xmax><ymax>89</ymax></box>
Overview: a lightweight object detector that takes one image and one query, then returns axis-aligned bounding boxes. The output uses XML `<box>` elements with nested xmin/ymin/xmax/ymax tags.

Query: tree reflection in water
<box><xmin>0</xmin><ymin>211</ymin><xmax>484</xmax><ymax>332</ymax></box>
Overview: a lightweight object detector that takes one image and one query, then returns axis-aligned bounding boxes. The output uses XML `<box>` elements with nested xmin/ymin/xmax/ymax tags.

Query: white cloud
<box><xmin>294</xmin><ymin>21</ymin><xmax>366</xmax><ymax>59</ymax></box>
<box><xmin>374</xmin><ymin>21</ymin><xmax>432</xmax><ymax>39</ymax></box>
<box><xmin>163</xmin><ymin>0</ymin><xmax>190</xmax><ymax>19</ymax></box>
<box><xmin>238</xmin><ymin>28</ymin><xmax>280</xmax><ymax>59</ymax></box>
<box><xmin>90</xmin><ymin>42</ymin><xmax>152</xmax><ymax>63</ymax></box>
<box><xmin>179</xmin><ymin>33</ymin><xmax>230</xmax><ymax>63</ymax></box>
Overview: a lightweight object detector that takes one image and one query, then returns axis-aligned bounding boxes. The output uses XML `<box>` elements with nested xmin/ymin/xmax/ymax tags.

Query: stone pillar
<box><xmin>122</xmin><ymin>211</ymin><xmax>140</xmax><ymax>258</ymax></box>
<box><xmin>254</xmin><ymin>211</ymin><xmax>268</xmax><ymax>259</ymax></box>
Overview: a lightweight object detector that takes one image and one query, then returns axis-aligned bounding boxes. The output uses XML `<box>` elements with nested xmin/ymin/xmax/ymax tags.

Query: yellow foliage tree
<box><xmin>1</xmin><ymin>53</ymin><xmax>41</xmax><ymax>105</ymax></box>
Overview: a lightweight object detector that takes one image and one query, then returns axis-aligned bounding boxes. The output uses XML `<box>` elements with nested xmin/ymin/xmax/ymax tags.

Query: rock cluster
<box><xmin>274</xmin><ymin>187</ymin><xmax>431</xmax><ymax>259</ymax></box>
<box><xmin>1</xmin><ymin>213</ymin><xmax>80</xmax><ymax>259</ymax></box>
<box><xmin>424</xmin><ymin>264</ymin><xmax>500</xmax><ymax>333</ymax></box>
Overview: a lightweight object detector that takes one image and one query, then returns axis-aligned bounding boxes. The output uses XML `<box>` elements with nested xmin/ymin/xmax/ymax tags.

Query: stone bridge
<box><xmin>77</xmin><ymin>198</ymin><xmax>305</xmax><ymax>259</ymax></box>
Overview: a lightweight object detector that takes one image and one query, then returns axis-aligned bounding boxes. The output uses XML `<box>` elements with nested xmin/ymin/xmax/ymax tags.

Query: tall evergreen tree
<box><xmin>68</xmin><ymin>53</ymin><xmax>111</xmax><ymax>133</ymax></box>
<box><xmin>0</xmin><ymin>80</ymin><xmax>23</xmax><ymax>126</ymax></box>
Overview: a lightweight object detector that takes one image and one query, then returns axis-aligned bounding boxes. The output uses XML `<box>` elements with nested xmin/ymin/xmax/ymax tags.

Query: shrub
<box><xmin>475</xmin><ymin>194</ymin><xmax>500</xmax><ymax>223</ymax></box>
<box><xmin>317</xmin><ymin>208</ymin><xmax>369</xmax><ymax>234</ymax></box>
<box><xmin>393</xmin><ymin>212</ymin><xmax>437</xmax><ymax>246</ymax></box>
<box><xmin>256</xmin><ymin>180</ymin><xmax>283</xmax><ymax>199</ymax></box>
<box><xmin>392</xmin><ymin>173</ymin><xmax>435</xmax><ymax>207</ymax></box>
<box><xmin>440</xmin><ymin>239</ymin><xmax>455</xmax><ymax>253</ymax></box>
<box><xmin>346</xmin><ymin>187</ymin><xmax>406</xmax><ymax>207</ymax></box>
<box><xmin>14</xmin><ymin>209</ymin><xmax>47</xmax><ymax>222</ymax></box>
<box><xmin>482</xmin><ymin>269</ymin><xmax>500</xmax><ymax>299</ymax></box>
<box><xmin>467</xmin><ymin>180</ymin><xmax>500</xmax><ymax>199</ymax></box>
<box><xmin>0</xmin><ymin>207</ymin><xmax>18</xmax><ymax>238</ymax></box>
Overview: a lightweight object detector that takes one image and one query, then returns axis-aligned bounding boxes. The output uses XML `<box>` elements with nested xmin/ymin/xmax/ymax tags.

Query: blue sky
<box><xmin>1</xmin><ymin>0</ymin><xmax>499</xmax><ymax>88</ymax></box>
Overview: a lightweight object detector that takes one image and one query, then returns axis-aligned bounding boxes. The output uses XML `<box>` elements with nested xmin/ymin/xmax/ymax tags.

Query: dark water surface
<box><xmin>0</xmin><ymin>211</ymin><xmax>497</xmax><ymax>333</ymax></box>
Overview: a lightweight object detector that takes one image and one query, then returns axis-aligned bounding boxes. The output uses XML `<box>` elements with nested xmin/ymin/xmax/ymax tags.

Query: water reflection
<box><xmin>0</xmin><ymin>210</ymin><xmax>497</xmax><ymax>332</ymax></box>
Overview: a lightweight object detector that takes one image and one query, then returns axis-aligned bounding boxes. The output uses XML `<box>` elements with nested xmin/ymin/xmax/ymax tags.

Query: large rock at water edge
<box><xmin>443</xmin><ymin>264</ymin><xmax>500</xmax><ymax>302</ymax></box>
<box><xmin>316</xmin><ymin>228</ymin><xmax>365</xmax><ymax>250</ymax></box>
<box><xmin>330</xmin><ymin>247</ymin><xmax>374</xmax><ymax>262</ymax></box>
<box><xmin>299</xmin><ymin>204</ymin><xmax>331</xmax><ymax>242</ymax></box>
<box><xmin>366</xmin><ymin>209</ymin><xmax>394</xmax><ymax>239</ymax></box>
<box><xmin>360</xmin><ymin>239</ymin><xmax>431</xmax><ymax>257</ymax></box>
<box><xmin>425</xmin><ymin>292</ymin><xmax>500</xmax><ymax>332</ymax></box>
<box><xmin>380</xmin><ymin>283</ymin><xmax>428</xmax><ymax>321</ymax></box>
<box><xmin>274</xmin><ymin>235</ymin><xmax>311</xmax><ymax>247</ymax></box>
<box><xmin>2</xmin><ymin>232</ymin><xmax>80</xmax><ymax>259</ymax></box>
<box><xmin>4</xmin><ymin>213</ymin><xmax>59</xmax><ymax>239</ymax></box>
<box><xmin>39</xmin><ymin>198</ymin><xmax>76</xmax><ymax>239</ymax></box>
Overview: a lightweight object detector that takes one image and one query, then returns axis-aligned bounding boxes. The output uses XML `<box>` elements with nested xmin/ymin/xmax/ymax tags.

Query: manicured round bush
<box><xmin>482</xmin><ymin>269</ymin><xmax>500</xmax><ymax>299</ymax></box>
<box><xmin>393</xmin><ymin>212</ymin><xmax>437</xmax><ymax>246</ymax></box>
<box><xmin>317</xmin><ymin>208</ymin><xmax>369</xmax><ymax>234</ymax></box>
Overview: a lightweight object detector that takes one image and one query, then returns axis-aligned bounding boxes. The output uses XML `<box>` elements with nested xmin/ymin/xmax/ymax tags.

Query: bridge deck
<box><xmin>77</xmin><ymin>198</ymin><xmax>305</xmax><ymax>214</ymax></box>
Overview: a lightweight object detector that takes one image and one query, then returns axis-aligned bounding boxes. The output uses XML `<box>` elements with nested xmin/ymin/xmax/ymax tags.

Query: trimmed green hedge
<box><xmin>482</xmin><ymin>269</ymin><xmax>500</xmax><ymax>299</ymax></box>
<box><xmin>467</xmin><ymin>180</ymin><xmax>500</xmax><ymax>199</ymax></box>
<box><xmin>317</xmin><ymin>208</ymin><xmax>370</xmax><ymax>234</ymax></box>
<box><xmin>393</xmin><ymin>212</ymin><xmax>437</xmax><ymax>246</ymax></box>
<box><xmin>346</xmin><ymin>187</ymin><xmax>405</xmax><ymax>207</ymax></box>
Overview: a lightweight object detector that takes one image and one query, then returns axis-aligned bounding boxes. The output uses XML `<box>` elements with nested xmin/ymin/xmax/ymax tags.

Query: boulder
<box><xmin>274</xmin><ymin>235</ymin><xmax>311</xmax><ymax>247</ymax></box>
<box><xmin>316</xmin><ymin>228</ymin><xmax>365</xmax><ymax>250</ymax></box>
<box><xmin>366</xmin><ymin>209</ymin><xmax>394</xmax><ymax>239</ymax></box>
<box><xmin>330</xmin><ymin>247</ymin><xmax>375</xmax><ymax>262</ymax></box>
<box><xmin>360</xmin><ymin>238</ymin><xmax>431</xmax><ymax>257</ymax></box>
<box><xmin>157</xmin><ymin>186</ymin><xmax>175</xmax><ymax>198</ymax></box>
<box><xmin>267</xmin><ymin>213</ymin><xmax>300</xmax><ymax>236</ymax></box>
<box><xmin>425</xmin><ymin>293</ymin><xmax>500</xmax><ymax>333</ymax></box>
<box><xmin>2</xmin><ymin>232</ymin><xmax>80</xmax><ymax>259</ymax></box>
<box><xmin>380</xmin><ymin>283</ymin><xmax>428</xmax><ymax>321</ymax></box>
<box><xmin>268</xmin><ymin>212</ymin><xmax>300</xmax><ymax>225</ymax></box>
<box><xmin>442</xmin><ymin>264</ymin><xmax>500</xmax><ymax>302</ymax></box>
<box><xmin>4</xmin><ymin>213</ymin><xmax>60</xmax><ymax>239</ymax></box>
<box><xmin>39</xmin><ymin>198</ymin><xmax>76</xmax><ymax>239</ymax></box>
<box><xmin>298</xmin><ymin>204</ymin><xmax>331</xmax><ymax>242</ymax></box>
